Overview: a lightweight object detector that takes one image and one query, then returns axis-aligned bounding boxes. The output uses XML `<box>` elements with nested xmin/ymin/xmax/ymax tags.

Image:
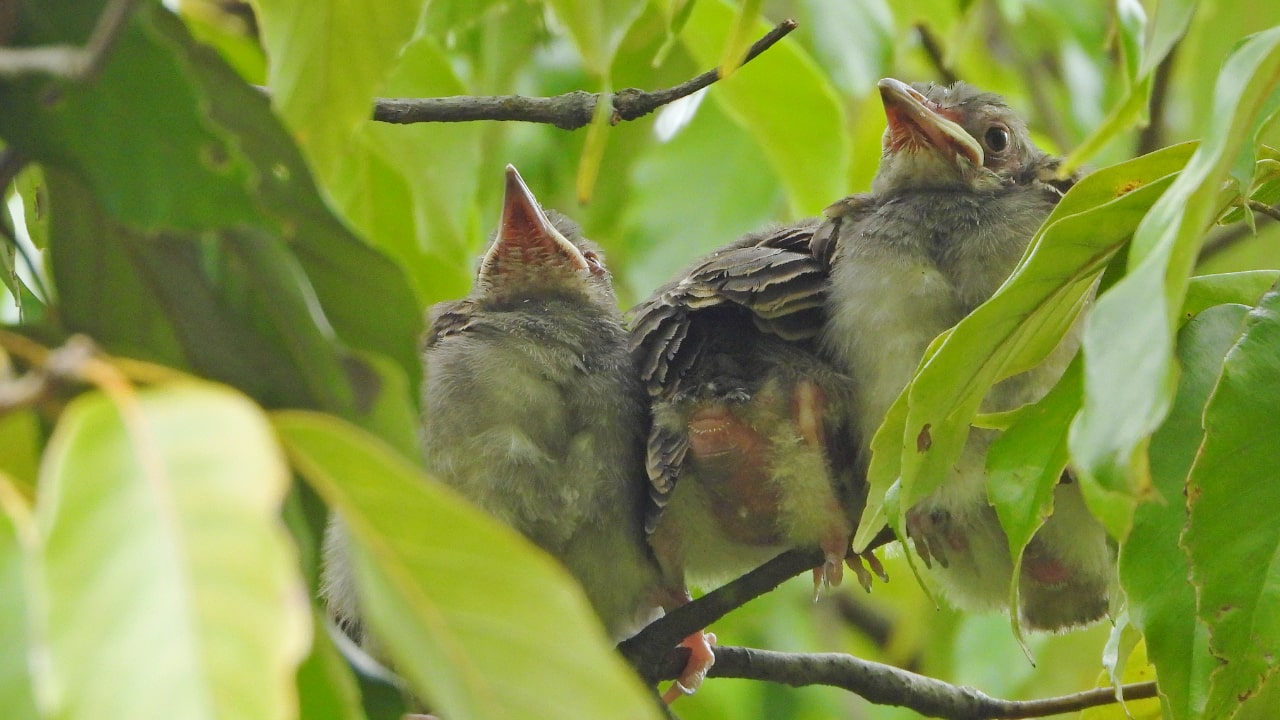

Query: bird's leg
<box><xmin>789</xmin><ymin>380</ymin><xmax>851</xmax><ymax>597</ymax></box>
<box><xmin>656</xmin><ymin>588</ymin><xmax>717</xmax><ymax>704</ymax></box>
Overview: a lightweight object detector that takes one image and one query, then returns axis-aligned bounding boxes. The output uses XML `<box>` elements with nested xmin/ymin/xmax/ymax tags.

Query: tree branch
<box><xmin>1198</xmin><ymin>201</ymin><xmax>1280</xmax><ymax>265</ymax></box>
<box><xmin>650</xmin><ymin>645</ymin><xmax>1157</xmax><ymax>719</ymax></box>
<box><xmin>619</xmin><ymin>547</ymin><xmax>826</xmax><ymax>682</ymax></box>
<box><xmin>619</xmin><ymin>526</ymin><xmax>898</xmax><ymax>684</ymax></box>
<box><xmin>914</xmin><ymin>23</ymin><xmax>959</xmax><ymax>86</ymax></box>
<box><xmin>0</xmin><ymin>0</ymin><xmax>139</xmax><ymax>81</ymax></box>
<box><xmin>372</xmin><ymin>19</ymin><xmax>798</xmax><ymax>130</ymax></box>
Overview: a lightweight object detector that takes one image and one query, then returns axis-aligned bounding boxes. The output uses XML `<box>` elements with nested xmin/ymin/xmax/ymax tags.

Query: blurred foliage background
<box><xmin>3</xmin><ymin>0</ymin><xmax>1280</xmax><ymax>719</ymax></box>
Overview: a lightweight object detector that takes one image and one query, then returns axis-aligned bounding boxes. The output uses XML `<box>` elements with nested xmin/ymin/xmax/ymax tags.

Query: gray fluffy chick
<box><xmin>322</xmin><ymin>165</ymin><xmax>660</xmax><ymax>648</ymax></box>
<box><xmin>816</xmin><ymin>78</ymin><xmax>1112</xmax><ymax>630</ymax></box>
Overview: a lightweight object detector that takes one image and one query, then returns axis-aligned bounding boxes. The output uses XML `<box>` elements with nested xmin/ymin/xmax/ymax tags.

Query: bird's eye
<box><xmin>984</xmin><ymin>125</ymin><xmax>1010</xmax><ymax>153</ymax></box>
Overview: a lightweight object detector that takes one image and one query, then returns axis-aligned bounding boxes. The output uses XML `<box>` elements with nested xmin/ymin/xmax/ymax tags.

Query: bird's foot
<box><xmin>906</xmin><ymin>509</ymin><xmax>965</xmax><ymax>570</ymax></box>
<box><xmin>845</xmin><ymin>550</ymin><xmax>888</xmax><ymax>593</ymax></box>
<box><xmin>661</xmin><ymin>631</ymin><xmax>717</xmax><ymax>703</ymax></box>
<box><xmin>811</xmin><ymin>551</ymin><xmax>846</xmax><ymax>601</ymax></box>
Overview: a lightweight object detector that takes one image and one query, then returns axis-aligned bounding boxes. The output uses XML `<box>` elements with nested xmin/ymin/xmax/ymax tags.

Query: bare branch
<box><xmin>372</xmin><ymin>19</ymin><xmax>798</xmax><ymax>130</ymax></box>
<box><xmin>619</xmin><ymin>547</ymin><xmax>825</xmax><ymax>683</ymax></box>
<box><xmin>651</xmin><ymin>645</ymin><xmax>1158</xmax><ymax>719</ymax></box>
<box><xmin>0</xmin><ymin>0</ymin><xmax>139</xmax><ymax>81</ymax></box>
<box><xmin>620</xmin><ymin>527</ymin><xmax>898</xmax><ymax>684</ymax></box>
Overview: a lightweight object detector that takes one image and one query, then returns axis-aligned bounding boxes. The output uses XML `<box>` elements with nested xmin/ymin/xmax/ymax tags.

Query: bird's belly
<box><xmin>826</xmin><ymin>257</ymin><xmax>960</xmax><ymax>436</ymax></box>
<box><xmin>687</xmin><ymin>406</ymin><xmax>784</xmax><ymax>546</ymax></box>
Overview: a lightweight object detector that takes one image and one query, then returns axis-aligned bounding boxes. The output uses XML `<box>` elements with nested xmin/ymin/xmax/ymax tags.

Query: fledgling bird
<box><xmin>630</xmin><ymin>223</ymin><xmax>885</xmax><ymax>602</ymax></box>
<box><xmin>816</xmin><ymin>78</ymin><xmax>1112</xmax><ymax>630</ymax></box>
<box><xmin>322</xmin><ymin>166</ymin><xmax>661</xmax><ymax>653</ymax></box>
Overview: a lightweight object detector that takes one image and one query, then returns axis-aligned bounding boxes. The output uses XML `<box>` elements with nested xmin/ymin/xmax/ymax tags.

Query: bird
<box><xmin>629</xmin><ymin>219</ymin><xmax>888</xmax><ymax>599</ymax></box>
<box><xmin>815</xmin><ymin>78</ymin><xmax>1112</xmax><ymax>630</ymax></box>
<box><xmin>322</xmin><ymin>165</ymin><xmax>664</xmax><ymax>655</ymax></box>
<box><xmin>629</xmin><ymin>221</ymin><xmax>885</xmax><ymax>701</ymax></box>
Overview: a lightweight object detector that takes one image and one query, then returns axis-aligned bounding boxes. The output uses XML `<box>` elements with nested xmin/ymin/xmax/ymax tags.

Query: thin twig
<box><xmin>372</xmin><ymin>19</ymin><xmax>798</xmax><ymax>130</ymax></box>
<box><xmin>652</xmin><ymin>645</ymin><xmax>1158</xmax><ymax>719</ymax></box>
<box><xmin>0</xmin><ymin>0</ymin><xmax>140</xmax><ymax>81</ymax></box>
<box><xmin>915</xmin><ymin>23</ymin><xmax>958</xmax><ymax>86</ymax></box>
<box><xmin>1198</xmin><ymin>202</ymin><xmax>1280</xmax><ymax>264</ymax></box>
<box><xmin>1249</xmin><ymin>199</ymin><xmax>1280</xmax><ymax>223</ymax></box>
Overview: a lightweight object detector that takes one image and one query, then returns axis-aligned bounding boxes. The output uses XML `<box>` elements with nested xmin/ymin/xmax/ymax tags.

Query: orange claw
<box><xmin>662</xmin><ymin>631</ymin><xmax>717</xmax><ymax>703</ymax></box>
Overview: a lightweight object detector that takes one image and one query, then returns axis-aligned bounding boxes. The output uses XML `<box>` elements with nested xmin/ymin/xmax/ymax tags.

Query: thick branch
<box><xmin>0</xmin><ymin>0</ymin><xmax>138</xmax><ymax>81</ymax></box>
<box><xmin>619</xmin><ymin>547</ymin><xmax>825</xmax><ymax>682</ymax></box>
<box><xmin>653</xmin><ymin>645</ymin><xmax>1158</xmax><ymax>719</ymax></box>
<box><xmin>372</xmin><ymin>19</ymin><xmax>798</xmax><ymax>130</ymax></box>
<box><xmin>620</xmin><ymin>526</ymin><xmax>898</xmax><ymax>684</ymax></box>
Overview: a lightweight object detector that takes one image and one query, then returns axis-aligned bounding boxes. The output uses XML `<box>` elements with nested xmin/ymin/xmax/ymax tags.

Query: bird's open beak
<box><xmin>480</xmin><ymin>165</ymin><xmax>589</xmax><ymax>279</ymax></box>
<box><xmin>878</xmin><ymin>78</ymin><xmax>983</xmax><ymax>167</ymax></box>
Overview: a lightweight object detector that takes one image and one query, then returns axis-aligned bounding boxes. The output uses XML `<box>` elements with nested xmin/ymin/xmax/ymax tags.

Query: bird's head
<box><xmin>475</xmin><ymin>165</ymin><xmax>615</xmax><ymax>308</ymax></box>
<box><xmin>872</xmin><ymin>78</ymin><xmax>1054</xmax><ymax>195</ymax></box>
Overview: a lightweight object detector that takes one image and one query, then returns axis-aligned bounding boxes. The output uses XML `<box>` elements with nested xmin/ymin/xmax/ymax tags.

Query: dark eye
<box><xmin>984</xmin><ymin>125</ymin><xmax>1009</xmax><ymax>153</ymax></box>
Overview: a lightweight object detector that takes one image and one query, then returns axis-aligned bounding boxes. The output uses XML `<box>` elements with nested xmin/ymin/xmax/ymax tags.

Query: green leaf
<box><xmin>4</xmin><ymin>2</ymin><xmax>423</xmax><ymax>417</ymax></box>
<box><xmin>13</xmin><ymin>164</ymin><xmax>47</xmax><ymax>251</ymax></box>
<box><xmin>38</xmin><ymin>382</ymin><xmax>309</xmax><ymax>720</ymax></box>
<box><xmin>1125</xmin><ymin>303</ymin><xmax>1247</xmax><ymax>720</ymax></box>
<box><xmin>1182</xmin><ymin>270</ymin><xmax>1280</xmax><ymax>320</ymax></box>
<box><xmin>0</xmin><ymin>410</ymin><xmax>40</xmax><ymax>497</ymax></box>
<box><xmin>296</xmin><ymin>613</ymin><xmax>368</xmax><ymax>720</ymax></box>
<box><xmin>0</xmin><ymin>476</ymin><xmax>39</xmax><ymax>720</ymax></box>
<box><xmin>329</xmin><ymin>34</ymin><xmax>484</xmax><ymax>306</ymax></box>
<box><xmin>798</xmin><ymin>0</ymin><xmax>894</xmax><ymax>95</ymax></box>
<box><xmin>987</xmin><ymin>356</ymin><xmax>1080</xmax><ymax>565</ymax></box>
<box><xmin>275</xmin><ymin>411</ymin><xmax>662</xmax><ymax>720</ymax></box>
<box><xmin>544</xmin><ymin>0</ymin><xmax>648</xmax><ymax>75</ymax></box>
<box><xmin>678</xmin><ymin>0</ymin><xmax>848</xmax><ymax>216</ymax></box>
<box><xmin>249</xmin><ymin>0</ymin><xmax>421</xmax><ymax>181</ymax></box>
<box><xmin>0</xmin><ymin>2</ymin><xmax>262</xmax><ymax>232</ymax></box>
<box><xmin>46</xmin><ymin>169</ymin><xmax>345</xmax><ymax>410</ymax></box>
<box><xmin>1063</xmin><ymin>0</ymin><xmax>1196</xmax><ymax>170</ymax></box>
<box><xmin>1184</xmin><ymin>283</ymin><xmax>1280</xmax><ymax>718</ymax></box>
<box><xmin>1071</xmin><ymin>27</ymin><xmax>1280</xmax><ymax>538</ymax></box>
<box><xmin>716</xmin><ymin>0</ymin><xmax>761</xmax><ymax>76</ymax></box>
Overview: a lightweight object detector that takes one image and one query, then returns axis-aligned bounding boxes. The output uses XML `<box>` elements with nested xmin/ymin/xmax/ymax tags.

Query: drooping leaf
<box><xmin>1071</xmin><ymin>27</ymin><xmax>1280</xmax><ymax>538</ymax></box>
<box><xmin>987</xmin><ymin>356</ymin><xmax>1080</xmax><ymax>566</ymax></box>
<box><xmin>1184</xmin><ymin>283</ymin><xmax>1280</xmax><ymax>717</ymax></box>
<box><xmin>38</xmin><ymin>382</ymin><xmax>310</xmax><ymax>720</ymax></box>
<box><xmin>1124</xmin><ymin>302</ymin><xmax>1248</xmax><ymax>720</ymax></box>
<box><xmin>275</xmin><ymin>411</ymin><xmax>662</xmax><ymax>720</ymax></box>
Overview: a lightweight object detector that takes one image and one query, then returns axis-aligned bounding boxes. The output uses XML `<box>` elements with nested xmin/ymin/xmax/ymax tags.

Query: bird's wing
<box><xmin>628</xmin><ymin>222</ymin><xmax>832</xmax><ymax>531</ymax></box>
